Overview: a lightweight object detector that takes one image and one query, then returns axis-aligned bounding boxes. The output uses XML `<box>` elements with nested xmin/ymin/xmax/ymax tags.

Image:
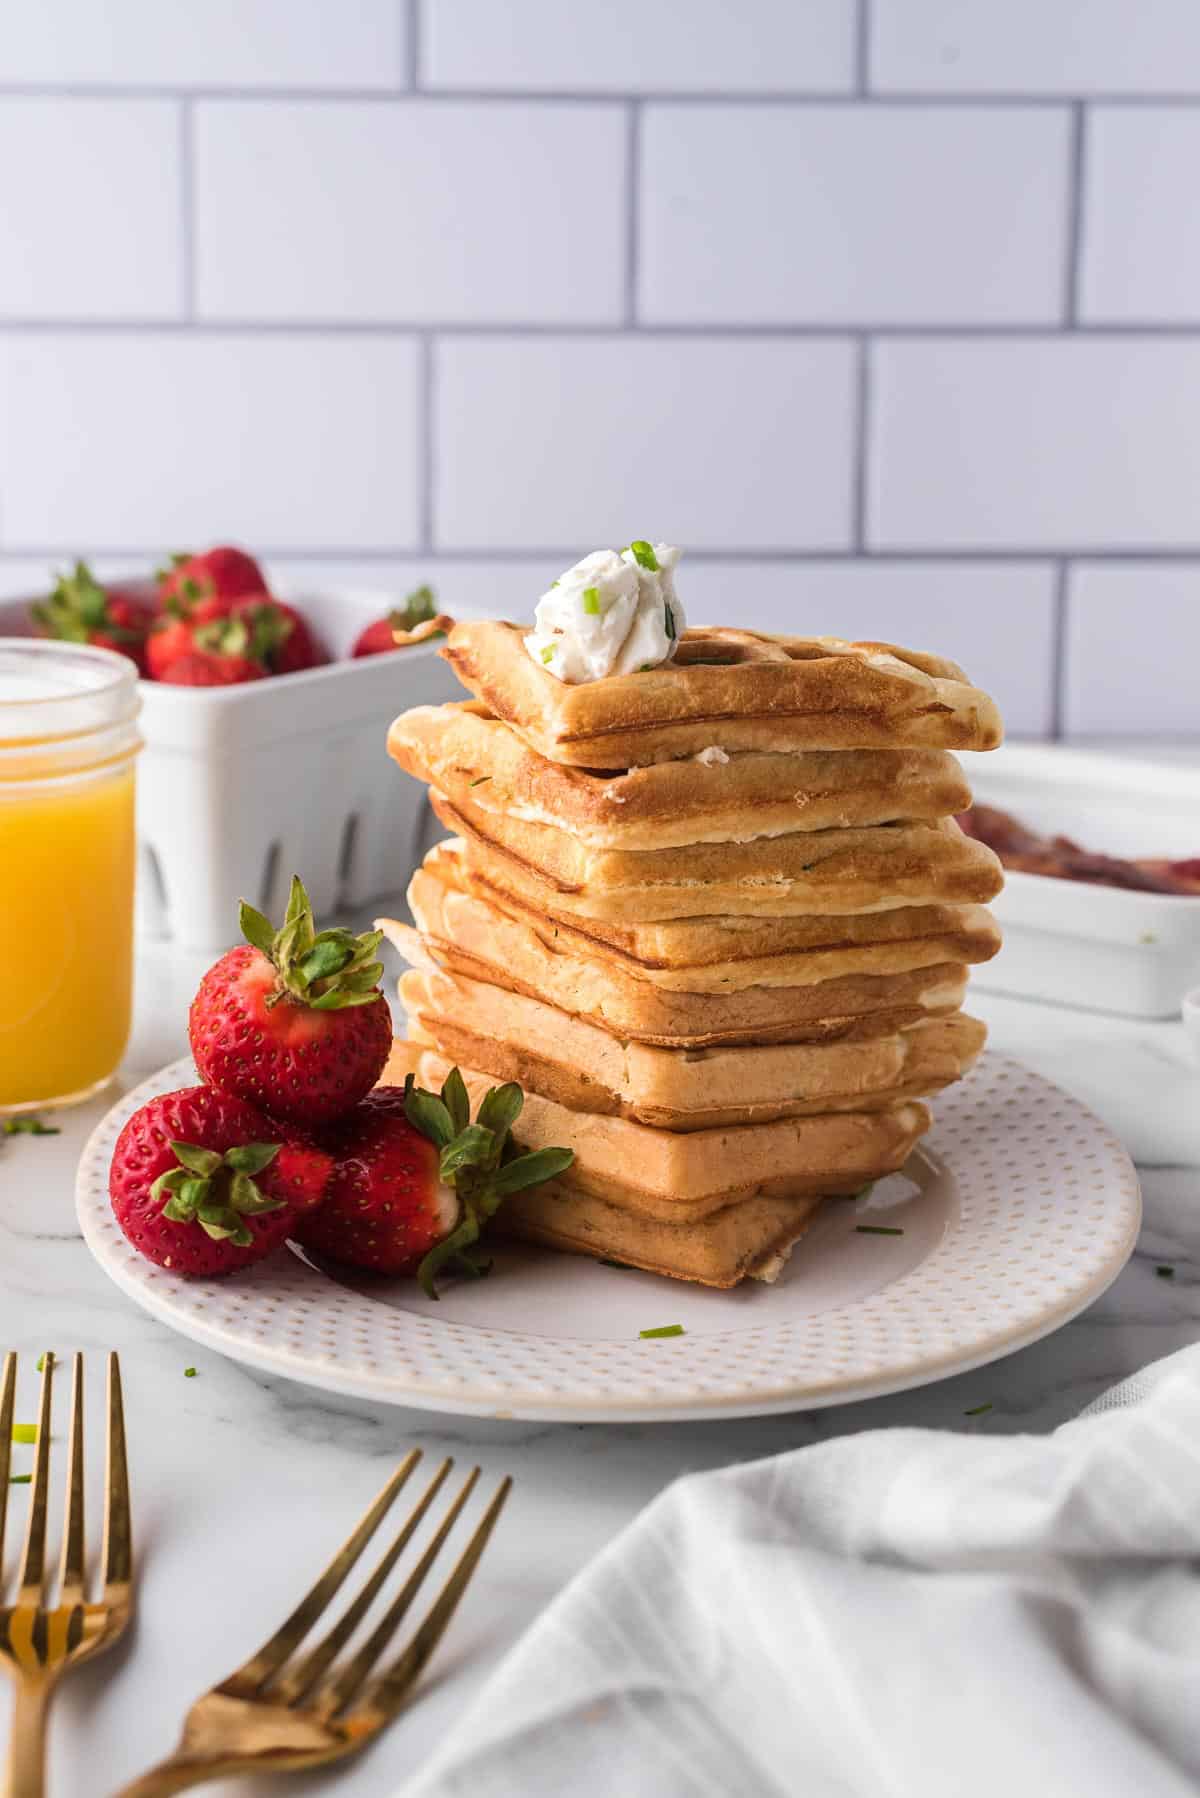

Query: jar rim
<box><xmin>0</xmin><ymin>637</ymin><xmax>140</xmax><ymax>744</ymax></box>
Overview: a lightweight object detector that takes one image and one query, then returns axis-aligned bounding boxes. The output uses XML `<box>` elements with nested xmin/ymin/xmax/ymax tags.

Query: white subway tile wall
<box><xmin>0</xmin><ymin>0</ymin><xmax>1198</xmax><ymax>736</ymax></box>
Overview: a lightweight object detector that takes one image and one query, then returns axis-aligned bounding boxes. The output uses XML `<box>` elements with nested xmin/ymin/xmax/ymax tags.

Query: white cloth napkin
<box><xmin>402</xmin><ymin>1347</ymin><xmax>1200</xmax><ymax>1798</ymax></box>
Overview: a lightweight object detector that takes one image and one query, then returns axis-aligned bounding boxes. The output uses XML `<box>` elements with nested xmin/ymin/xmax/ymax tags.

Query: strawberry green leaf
<box><xmin>223</xmin><ymin>1142</ymin><xmax>280</xmax><ymax>1177</ymax></box>
<box><xmin>491</xmin><ymin>1147</ymin><xmax>575</xmax><ymax>1196</ymax></box>
<box><xmin>178</xmin><ymin>1175</ymin><xmax>213</xmax><ymax>1212</ymax></box>
<box><xmin>307</xmin><ymin>985</ymin><xmax>381</xmax><ymax>1011</ymax></box>
<box><xmin>171</xmin><ymin>1141</ymin><xmax>222</xmax><ymax>1177</ymax></box>
<box><xmin>239</xmin><ymin>902</ymin><xmax>276</xmax><ymax>957</ymax></box>
<box><xmin>229</xmin><ymin>1172</ymin><xmax>284</xmax><ymax>1216</ymax></box>
<box><xmin>403</xmin><ymin>1076</ymin><xmax>456</xmax><ymax>1148</ymax></box>
<box><xmin>150</xmin><ymin>1166</ymin><xmax>190</xmax><ymax>1204</ymax></box>
<box><xmin>439</xmin><ymin>1124</ymin><xmax>495</xmax><ymax>1181</ymax></box>
<box><xmin>161</xmin><ymin>1192</ymin><xmax>196</xmax><ymax>1224</ymax></box>
<box><xmin>417</xmin><ymin>1208</ymin><xmax>481</xmax><ymax>1300</ymax></box>
<box><xmin>197</xmin><ymin>1206</ymin><xmax>253</xmax><ymax>1247</ymax></box>
<box><xmin>441</xmin><ymin>1067</ymin><xmax>470</xmax><ymax>1137</ymax></box>
<box><xmin>394</xmin><ymin>584</ymin><xmax>437</xmax><ymax>632</ymax></box>
<box><xmin>476</xmin><ymin>1083</ymin><xmax>523</xmax><ymax>1145</ymax></box>
<box><xmin>298</xmin><ymin>939</ymin><xmax>354</xmax><ymax>985</ymax></box>
<box><xmin>284</xmin><ymin>875</ymin><xmax>308</xmax><ymax>930</ymax></box>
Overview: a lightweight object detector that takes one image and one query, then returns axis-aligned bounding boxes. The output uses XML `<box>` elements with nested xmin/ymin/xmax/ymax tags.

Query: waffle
<box><xmin>431</xmin><ymin>791</ymin><xmax>1004</xmax><ymax>920</ymax></box>
<box><xmin>428</xmin><ymin>839</ymin><xmax>1002</xmax><ymax>988</ymax></box>
<box><xmin>398</xmin><ymin>1043</ymin><xmax>931</xmax><ymax>1221</ymax></box>
<box><xmin>388</xmin><ymin>701</ymin><xmax>973</xmax><ymax>847</ymax></box>
<box><xmin>434</xmin><ymin>839</ymin><xmax>1002</xmax><ymax>974</ymax></box>
<box><xmin>441</xmin><ymin>619</ymin><xmax>1004</xmax><ymax>767</ymax></box>
<box><xmin>379</xmin><ymin>886</ymin><xmax>970</xmax><ymax>1047</ymax></box>
<box><xmin>400</xmin><ymin>965</ymin><xmax>986</xmax><ymax>1129</ymax></box>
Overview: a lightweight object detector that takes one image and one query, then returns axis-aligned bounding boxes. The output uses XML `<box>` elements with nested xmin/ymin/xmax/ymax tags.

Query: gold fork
<box><xmin>0</xmin><ymin>1350</ymin><xmax>134</xmax><ymax>1798</ymax></box>
<box><xmin>115</xmin><ymin>1449</ymin><xmax>511</xmax><ymax>1796</ymax></box>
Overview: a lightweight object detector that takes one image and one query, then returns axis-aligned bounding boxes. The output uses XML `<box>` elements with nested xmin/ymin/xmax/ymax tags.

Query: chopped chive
<box><xmin>1156</xmin><ymin>1264</ymin><xmax>1175</xmax><ymax>1279</ymax></box>
<box><xmin>628</xmin><ymin>540</ymin><xmax>659</xmax><ymax>572</ymax></box>
<box><xmin>639</xmin><ymin>1324</ymin><xmax>685</xmax><ymax>1339</ymax></box>
<box><xmin>964</xmin><ymin>1402</ymin><xmax>992</xmax><ymax>1417</ymax></box>
<box><xmin>8</xmin><ymin>1474</ymin><xmax>31</xmax><ymax>1486</ymax></box>
<box><xmin>469</xmin><ymin>776</ymin><xmax>491</xmax><ymax>787</ymax></box>
<box><xmin>35</xmin><ymin>1354</ymin><xmax>45</xmax><ymax>1373</ymax></box>
<box><xmin>639</xmin><ymin>662</ymin><xmax>655</xmax><ymax>672</ymax></box>
<box><xmin>11</xmin><ymin>1424</ymin><xmax>36</xmax><ymax>1444</ymax></box>
<box><xmin>664</xmin><ymin>603</ymin><xmax>676</xmax><ymax>640</ymax></box>
<box><xmin>549</xmin><ymin>579</ymin><xmax>559</xmax><ymax>587</ymax></box>
<box><xmin>855</xmin><ymin>1224</ymin><xmax>904</xmax><ymax>1236</ymax></box>
<box><xmin>541</xmin><ymin>644</ymin><xmax>555</xmax><ymax>665</ymax></box>
<box><xmin>184</xmin><ymin>1366</ymin><xmax>197</xmax><ymax>1378</ymax></box>
<box><xmin>600</xmin><ymin>1258</ymin><xmax>629</xmax><ymax>1270</ymax></box>
<box><xmin>2</xmin><ymin>1117</ymin><xmax>60</xmax><ymax>1137</ymax></box>
<box><xmin>581</xmin><ymin>587</ymin><xmax>601</xmax><ymax>615</ymax></box>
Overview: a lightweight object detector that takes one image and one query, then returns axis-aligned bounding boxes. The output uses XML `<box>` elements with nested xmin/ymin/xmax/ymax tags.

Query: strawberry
<box><xmin>230</xmin><ymin>595</ymin><xmax>329</xmax><ymax>674</ymax></box>
<box><xmin>156</xmin><ymin>649</ymin><xmax>267</xmax><ymax>687</ymax></box>
<box><xmin>157</xmin><ymin>545</ymin><xmax>268</xmax><ymax>610</ymax></box>
<box><xmin>299</xmin><ymin>1070</ymin><xmax>574</xmax><ymax>1295</ymax></box>
<box><xmin>351</xmin><ymin>586</ymin><xmax>448</xmax><ymax>657</ymax></box>
<box><xmin>109</xmin><ymin>1085</ymin><xmax>331</xmax><ymax>1277</ymax></box>
<box><xmin>31</xmin><ymin>561</ymin><xmax>154</xmax><ymax>673</ymax></box>
<box><xmin>189</xmin><ymin>875</ymin><xmax>393</xmax><ymax>1126</ymax></box>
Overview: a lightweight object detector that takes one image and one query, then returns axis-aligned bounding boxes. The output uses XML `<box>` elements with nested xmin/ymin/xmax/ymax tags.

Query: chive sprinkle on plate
<box><xmin>639</xmin><ymin>1324</ymin><xmax>685</xmax><ymax>1340</ymax></box>
<box><xmin>9</xmin><ymin>1474</ymin><xmax>31</xmax><ymax>1486</ymax></box>
<box><xmin>11</xmin><ymin>1424</ymin><xmax>37</xmax><ymax>1444</ymax></box>
<box><xmin>1156</xmin><ymin>1265</ymin><xmax>1175</xmax><ymax>1279</ymax></box>
<box><xmin>964</xmin><ymin>1402</ymin><xmax>993</xmax><ymax>1417</ymax></box>
<box><xmin>855</xmin><ymin>1224</ymin><xmax>904</xmax><ymax>1236</ymax></box>
<box><xmin>184</xmin><ymin>1366</ymin><xmax>197</xmax><ymax>1378</ymax></box>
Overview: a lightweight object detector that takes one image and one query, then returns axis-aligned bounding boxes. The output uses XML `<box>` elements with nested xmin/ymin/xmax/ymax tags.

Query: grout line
<box><xmin>851</xmin><ymin>338</ymin><xmax>871</xmax><ymax>551</ymax></box>
<box><xmin>406</xmin><ymin>0</ymin><xmax>420</xmax><ymax>89</ymax></box>
<box><xmin>8</xmin><ymin>319</ymin><xmax>1200</xmax><ymax>339</ymax></box>
<box><xmin>624</xmin><ymin>102</ymin><xmax>641</xmax><ymax>326</ymax></box>
<box><xmin>178</xmin><ymin>98</ymin><xmax>195</xmax><ymax>319</ymax></box>
<box><xmin>0</xmin><ymin>83</ymin><xmax>1109</xmax><ymax>103</ymax></box>
<box><xmin>856</xmin><ymin>0</ymin><xmax>871</xmax><ymax>96</ymax></box>
<box><xmin>1064</xmin><ymin>102</ymin><xmax>1086</xmax><ymax>326</ymax></box>
<box><xmin>1050</xmin><ymin>561</ymin><xmax>1072</xmax><ymax>738</ymax></box>
<box><xmin>418</xmin><ymin>333</ymin><xmax>435</xmax><ymax>551</ymax></box>
<box><xmin>3</xmin><ymin>546</ymin><xmax>1197</xmax><ymax>566</ymax></box>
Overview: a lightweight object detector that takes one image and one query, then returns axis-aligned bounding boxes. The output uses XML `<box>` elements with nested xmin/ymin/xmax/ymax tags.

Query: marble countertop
<box><xmin>3</xmin><ymin>913</ymin><xmax>1200</xmax><ymax>1795</ymax></box>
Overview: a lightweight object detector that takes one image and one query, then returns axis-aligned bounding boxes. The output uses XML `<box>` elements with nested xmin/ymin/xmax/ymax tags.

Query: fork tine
<box><xmin>103</xmin><ymin>1351</ymin><xmax>133</xmax><ymax>1595</ymax></box>
<box><xmin>270</xmin><ymin>1458</ymin><xmax>453</xmax><ymax>1706</ymax></box>
<box><xmin>0</xmin><ymin>1351</ymin><xmax>16</xmax><ymax>1569</ymax></box>
<box><xmin>59</xmin><ymin>1352</ymin><xmax>86</xmax><ymax>1603</ymax></box>
<box><xmin>18</xmin><ymin>1350</ymin><xmax>56</xmax><ymax>1597</ymax></box>
<box><xmin>356</xmin><ymin>1475</ymin><xmax>513</xmax><ymax>1724</ymax></box>
<box><xmin>227</xmin><ymin>1449</ymin><xmax>423</xmax><ymax>1693</ymax></box>
<box><xmin>320</xmin><ymin>1465</ymin><xmax>482</xmax><ymax>1716</ymax></box>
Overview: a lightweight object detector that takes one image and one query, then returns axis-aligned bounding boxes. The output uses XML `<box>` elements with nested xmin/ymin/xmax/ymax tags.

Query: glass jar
<box><xmin>0</xmin><ymin>640</ymin><xmax>142</xmax><ymax>1110</ymax></box>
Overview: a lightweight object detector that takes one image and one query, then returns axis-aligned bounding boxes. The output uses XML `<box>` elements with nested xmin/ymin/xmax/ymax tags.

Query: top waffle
<box><xmin>441</xmin><ymin>619</ymin><xmax>1004</xmax><ymax>768</ymax></box>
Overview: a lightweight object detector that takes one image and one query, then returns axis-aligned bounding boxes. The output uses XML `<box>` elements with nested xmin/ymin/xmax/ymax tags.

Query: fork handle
<box><xmin>112</xmin><ymin>1754</ymin><xmax>232</xmax><ymax>1797</ymax></box>
<box><xmin>3</xmin><ymin>1678</ymin><xmax>53</xmax><ymax>1798</ymax></box>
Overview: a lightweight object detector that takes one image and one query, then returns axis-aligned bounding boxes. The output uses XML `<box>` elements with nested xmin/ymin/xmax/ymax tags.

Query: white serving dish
<box><xmin>0</xmin><ymin>581</ymin><xmax>471</xmax><ymax>950</ymax></box>
<box><xmin>966</xmin><ymin>743</ymin><xmax>1200</xmax><ymax>1019</ymax></box>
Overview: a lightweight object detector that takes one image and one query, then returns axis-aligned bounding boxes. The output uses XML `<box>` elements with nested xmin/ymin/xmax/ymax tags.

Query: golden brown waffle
<box><xmin>388</xmin><ymin>701</ymin><xmax>973</xmax><ymax>847</ymax></box>
<box><xmin>429</xmin><ymin>839</ymin><xmax>1002</xmax><ymax>987</ymax></box>
<box><xmin>435</xmin><ymin>839</ymin><xmax>1001</xmax><ymax>972</ymax></box>
<box><xmin>403</xmin><ymin>1043</ymin><xmax>931</xmax><ymax>1221</ymax></box>
<box><xmin>441</xmin><ymin>619</ymin><xmax>1004</xmax><ymax>767</ymax></box>
<box><xmin>379</xmin><ymin>884</ymin><xmax>970</xmax><ymax>1047</ymax></box>
<box><xmin>400</xmin><ymin>965</ymin><xmax>987</xmax><ymax>1129</ymax></box>
<box><xmin>431</xmin><ymin>791</ymin><xmax>1004</xmax><ymax>920</ymax></box>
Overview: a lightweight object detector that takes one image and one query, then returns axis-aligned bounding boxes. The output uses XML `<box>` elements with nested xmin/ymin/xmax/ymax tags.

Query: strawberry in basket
<box><xmin>189</xmin><ymin>876</ymin><xmax>393</xmax><ymax>1125</ymax></box>
<box><xmin>157</xmin><ymin>544</ymin><xmax>269</xmax><ymax>610</ymax></box>
<box><xmin>352</xmin><ymin>585</ymin><xmax>452</xmax><ymax>656</ymax></box>
<box><xmin>31</xmin><ymin>561</ymin><xmax>155</xmax><ymax>673</ymax></box>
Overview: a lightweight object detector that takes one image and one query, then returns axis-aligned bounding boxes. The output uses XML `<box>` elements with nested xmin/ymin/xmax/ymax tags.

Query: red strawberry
<box><xmin>189</xmin><ymin>875</ymin><xmax>393</xmax><ymax>1126</ymax></box>
<box><xmin>31</xmin><ymin>562</ymin><xmax>154</xmax><ymax>673</ymax></box>
<box><xmin>231</xmin><ymin>595</ymin><xmax>329</xmax><ymax>674</ymax></box>
<box><xmin>157</xmin><ymin>649</ymin><xmax>267</xmax><ymax>687</ymax></box>
<box><xmin>157</xmin><ymin>545</ymin><xmax>268</xmax><ymax>610</ymax></box>
<box><xmin>109</xmin><ymin>1085</ymin><xmax>331</xmax><ymax>1277</ymax></box>
<box><xmin>299</xmin><ymin>1069</ymin><xmax>573</xmax><ymax>1296</ymax></box>
<box><xmin>351</xmin><ymin>586</ymin><xmax>448</xmax><ymax>658</ymax></box>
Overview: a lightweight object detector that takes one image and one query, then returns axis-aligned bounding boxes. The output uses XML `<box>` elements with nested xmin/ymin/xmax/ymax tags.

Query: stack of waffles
<box><xmin>380</xmin><ymin>618</ymin><xmax>1004</xmax><ymax>1289</ymax></box>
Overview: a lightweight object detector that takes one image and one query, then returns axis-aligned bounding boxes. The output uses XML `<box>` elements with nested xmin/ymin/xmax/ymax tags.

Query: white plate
<box><xmin>77</xmin><ymin>1053</ymin><xmax>1141</xmax><ymax>1423</ymax></box>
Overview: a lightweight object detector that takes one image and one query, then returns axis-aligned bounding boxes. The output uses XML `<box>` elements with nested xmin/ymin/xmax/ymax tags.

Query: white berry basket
<box><xmin>0</xmin><ymin>581</ymin><xmax>472</xmax><ymax>950</ymax></box>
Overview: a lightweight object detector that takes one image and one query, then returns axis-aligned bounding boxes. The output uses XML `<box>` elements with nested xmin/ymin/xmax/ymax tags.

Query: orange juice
<box><xmin>0</xmin><ymin>641</ymin><xmax>141</xmax><ymax>1109</ymax></box>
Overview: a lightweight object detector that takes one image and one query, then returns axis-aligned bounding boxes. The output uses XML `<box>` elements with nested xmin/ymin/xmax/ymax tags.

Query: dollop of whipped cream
<box><xmin>525</xmin><ymin>542</ymin><xmax>686</xmax><ymax>683</ymax></box>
